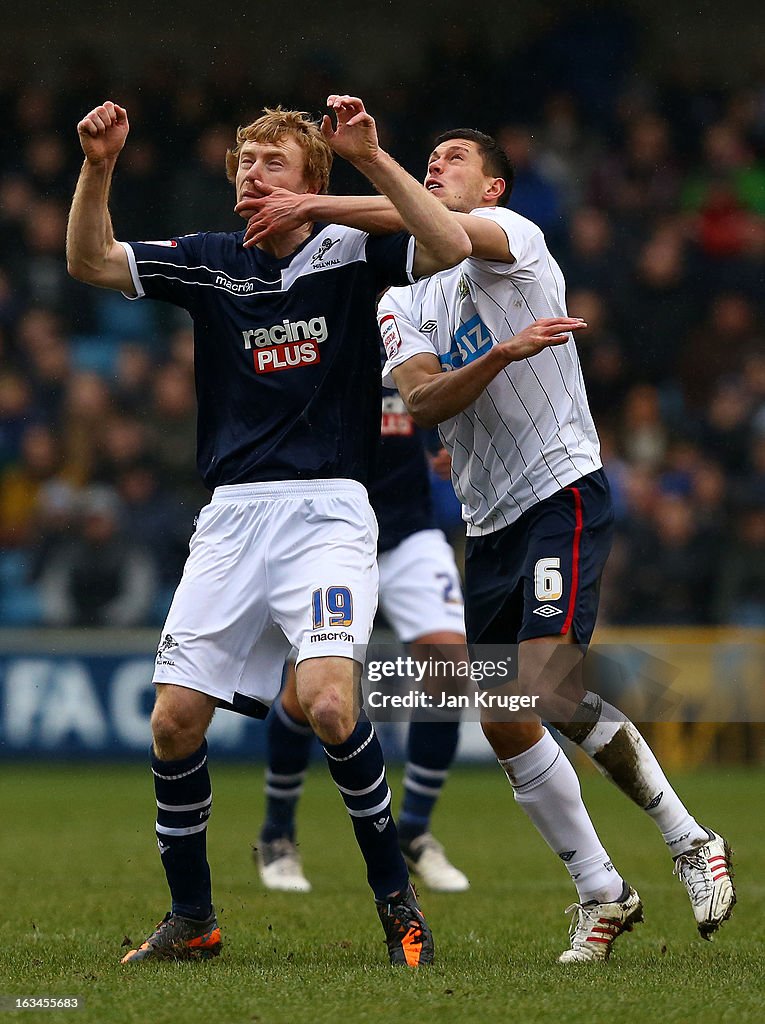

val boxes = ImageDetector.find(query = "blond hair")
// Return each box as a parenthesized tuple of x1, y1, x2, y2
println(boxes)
(225, 107, 332, 193)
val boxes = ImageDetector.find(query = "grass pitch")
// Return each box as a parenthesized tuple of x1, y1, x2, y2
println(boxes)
(1, 761, 763, 1024)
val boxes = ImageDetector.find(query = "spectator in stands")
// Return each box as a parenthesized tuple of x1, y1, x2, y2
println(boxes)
(115, 458, 192, 595)
(619, 492, 714, 625)
(679, 292, 760, 410)
(37, 484, 157, 627)
(0, 371, 35, 471)
(714, 498, 765, 626)
(617, 227, 696, 383)
(0, 423, 63, 548)
(146, 361, 207, 511)
(60, 371, 114, 485)
(562, 206, 619, 293)
(496, 124, 565, 240)
(567, 288, 630, 432)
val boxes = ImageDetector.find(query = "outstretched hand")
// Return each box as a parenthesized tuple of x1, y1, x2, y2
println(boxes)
(77, 101, 129, 163)
(498, 318, 587, 364)
(321, 95, 379, 166)
(235, 182, 311, 248)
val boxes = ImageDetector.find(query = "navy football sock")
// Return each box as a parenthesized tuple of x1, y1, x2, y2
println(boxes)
(323, 717, 408, 900)
(152, 740, 213, 920)
(261, 697, 314, 843)
(399, 719, 460, 842)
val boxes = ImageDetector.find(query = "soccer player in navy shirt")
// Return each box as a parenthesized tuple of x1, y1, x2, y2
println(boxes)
(66, 95, 470, 966)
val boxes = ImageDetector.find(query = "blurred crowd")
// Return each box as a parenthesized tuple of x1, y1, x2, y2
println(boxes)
(1, 18, 764, 629)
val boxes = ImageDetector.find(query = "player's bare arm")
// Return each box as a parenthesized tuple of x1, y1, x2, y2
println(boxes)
(320, 95, 470, 275)
(237, 189, 400, 247)
(66, 101, 134, 294)
(392, 318, 587, 429)
(238, 188, 513, 262)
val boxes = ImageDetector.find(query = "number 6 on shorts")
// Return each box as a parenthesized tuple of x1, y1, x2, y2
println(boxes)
(534, 557, 563, 602)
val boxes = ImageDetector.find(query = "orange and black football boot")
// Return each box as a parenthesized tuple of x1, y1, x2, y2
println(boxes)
(375, 883, 434, 966)
(121, 909, 221, 963)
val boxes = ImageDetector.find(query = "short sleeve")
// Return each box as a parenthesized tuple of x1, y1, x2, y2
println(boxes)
(119, 233, 205, 310)
(379, 288, 439, 387)
(364, 231, 416, 290)
(466, 207, 543, 277)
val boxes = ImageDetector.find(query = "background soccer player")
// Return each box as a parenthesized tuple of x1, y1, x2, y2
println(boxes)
(256, 392, 469, 895)
(66, 95, 470, 966)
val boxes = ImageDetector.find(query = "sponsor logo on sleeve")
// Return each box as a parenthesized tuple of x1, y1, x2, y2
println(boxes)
(379, 313, 402, 359)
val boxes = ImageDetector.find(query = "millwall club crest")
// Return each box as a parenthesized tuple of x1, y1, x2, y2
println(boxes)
(310, 237, 341, 268)
(156, 634, 178, 666)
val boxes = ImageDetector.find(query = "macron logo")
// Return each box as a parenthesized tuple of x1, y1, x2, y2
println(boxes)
(216, 275, 254, 294)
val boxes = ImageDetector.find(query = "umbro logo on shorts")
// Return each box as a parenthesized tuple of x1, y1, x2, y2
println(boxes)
(533, 604, 562, 618)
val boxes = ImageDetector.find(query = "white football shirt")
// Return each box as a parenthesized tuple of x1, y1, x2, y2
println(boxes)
(380, 206, 601, 536)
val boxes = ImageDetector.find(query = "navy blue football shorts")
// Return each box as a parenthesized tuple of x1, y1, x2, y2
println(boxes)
(464, 469, 614, 650)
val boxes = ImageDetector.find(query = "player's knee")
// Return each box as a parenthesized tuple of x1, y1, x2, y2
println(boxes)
(301, 688, 354, 745)
(151, 697, 207, 759)
(481, 717, 543, 759)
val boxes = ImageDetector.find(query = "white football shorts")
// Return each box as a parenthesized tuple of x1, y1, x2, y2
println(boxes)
(153, 479, 378, 705)
(378, 528, 465, 643)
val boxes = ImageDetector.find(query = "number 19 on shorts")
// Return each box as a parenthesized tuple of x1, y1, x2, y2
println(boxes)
(311, 586, 354, 628)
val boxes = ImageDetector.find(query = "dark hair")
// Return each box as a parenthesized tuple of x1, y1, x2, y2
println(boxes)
(432, 128, 514, 205)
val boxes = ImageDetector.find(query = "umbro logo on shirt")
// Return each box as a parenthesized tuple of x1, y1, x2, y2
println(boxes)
(532, 604, 562, 618)
(419, 320, 438, 332)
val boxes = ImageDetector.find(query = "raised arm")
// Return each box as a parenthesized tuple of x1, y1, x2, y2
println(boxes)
(392, 318, 588, 429)
(320, 95, 470, 275)
(239, 187, 514, 262)
(66, 101, 134, 293)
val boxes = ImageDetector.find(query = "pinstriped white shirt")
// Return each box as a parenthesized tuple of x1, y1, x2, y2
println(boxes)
(380, 207, 601, 536)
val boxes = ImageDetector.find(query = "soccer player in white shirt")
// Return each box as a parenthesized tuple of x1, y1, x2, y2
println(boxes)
(239, 129, 736, 961)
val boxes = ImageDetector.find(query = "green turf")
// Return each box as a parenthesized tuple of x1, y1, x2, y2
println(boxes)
(0, 762, 762, 1024)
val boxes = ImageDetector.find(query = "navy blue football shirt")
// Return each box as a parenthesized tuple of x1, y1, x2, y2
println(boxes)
(368, 388, 435, 554)
(121, 225, 415, 490)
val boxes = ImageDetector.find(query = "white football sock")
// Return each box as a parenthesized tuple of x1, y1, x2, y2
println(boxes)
(499, 729, 624, 904)
(575, 694, 708, 856)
